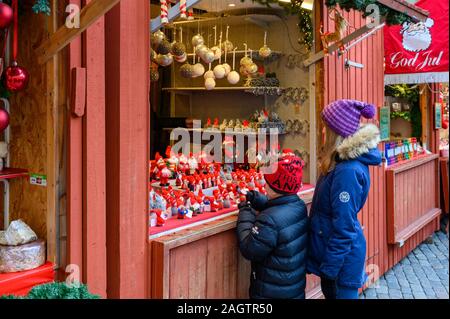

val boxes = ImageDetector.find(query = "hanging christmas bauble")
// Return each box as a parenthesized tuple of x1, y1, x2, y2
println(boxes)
(259, 45, 272, 58)
(151, 30, 166, 48)
(156, 53, 173, 67)
(192, 63, 205, 77)
(4, 62, 29, 92)
(201, 50, 215, 64)
(157, 39, 172, 55)
(205, 78, 216, 90)
(240, 56, 253, 66)
(150, 49, 158, 62)
(0, 3, 13, 29)
(195, 44, 208, 57)
(174, 53, 187, 63)
(180, 64, 194, 78)
(150, 66, 160, 82)
(211, 46, 222, 60)
(171, 42, 186, 57)
(204, 70, 215, 80)
(227, 70, 240, 85)
(246, 63, 258, 74)
(0, 108, 9, 132)
(213, 65, 225, 79)
(222, 63, 231, 76)
(192, 34, 204, 47)
(221, 40, 234, 53)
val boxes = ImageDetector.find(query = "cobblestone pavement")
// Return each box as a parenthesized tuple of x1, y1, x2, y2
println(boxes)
(361, 231, 449, 299)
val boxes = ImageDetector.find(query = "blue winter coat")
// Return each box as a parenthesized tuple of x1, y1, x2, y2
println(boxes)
(237, 192, 309, 299)
(307, 148, 382, 288)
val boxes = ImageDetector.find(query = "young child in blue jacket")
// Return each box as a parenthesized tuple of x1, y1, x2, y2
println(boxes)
(307, 100, 382, 299)
(237, 153, 308, 299)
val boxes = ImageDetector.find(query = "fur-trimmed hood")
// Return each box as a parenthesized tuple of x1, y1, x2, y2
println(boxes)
(337, 123, 381, 161)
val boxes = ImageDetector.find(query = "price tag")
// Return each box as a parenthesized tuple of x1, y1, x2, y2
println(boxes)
(30, 174, 47, 187)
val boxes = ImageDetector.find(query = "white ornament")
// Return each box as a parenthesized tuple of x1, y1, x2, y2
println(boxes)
(205, 78, 216, 90)
(202, 50, 216, 64)
(227, 71, 240, 85)
(222, 63, 231, 76)
(204, 70, 215, 79)
(192, 63, 205, 77)
(195, 44, 208, 57)
(213, 65, 226, 79)
(192, 34, 204, 47)
(211, 46, 222, 60)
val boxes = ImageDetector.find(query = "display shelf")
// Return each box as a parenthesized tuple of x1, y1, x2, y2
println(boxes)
(162, 86, 284, 93)
(162, 127, 287, 136)
(186, 50, 284, 61)
(0, 168, 29, 180)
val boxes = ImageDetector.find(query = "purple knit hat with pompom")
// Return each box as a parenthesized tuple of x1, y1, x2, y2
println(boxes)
(321, 99, 376, 138)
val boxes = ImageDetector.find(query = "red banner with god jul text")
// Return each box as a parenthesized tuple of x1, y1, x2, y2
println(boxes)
(384, 0, 449, 84)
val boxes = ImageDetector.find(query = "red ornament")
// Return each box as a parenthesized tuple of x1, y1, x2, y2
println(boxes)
(4, 62, 29, 92)
(0, 108, 10, 132)
(0, 3, 13, 29)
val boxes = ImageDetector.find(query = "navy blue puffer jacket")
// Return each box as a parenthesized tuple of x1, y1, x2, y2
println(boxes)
(307, 148, 382, 288)
(237, 192, 308, 299)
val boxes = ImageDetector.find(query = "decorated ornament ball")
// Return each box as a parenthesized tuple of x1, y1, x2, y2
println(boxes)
(259, 45, 272, 58)
(4, 62, 30, 92)
(222, 63, 231, 76)
(227, 70, 240, 85)
(180, 64, 194, 78)
(202, 50, 215, 64)
(0, 108, 9, 132)
(151, 30, 166, 48)
(213, 65, 226, 79)
(0, 2, 13, 29)
(192, 34, 204, 47)
(174, 53, 187, 63)
(157, 39, 172, 55)
(192, 63, 205, 77)
(171, 42, 186, 57)
(156, 53, 173, 67)
(205, 78, 216, 90)
(204, 70, 215, 80)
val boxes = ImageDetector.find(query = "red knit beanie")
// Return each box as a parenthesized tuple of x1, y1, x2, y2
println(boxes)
(264, 154, 304, 195)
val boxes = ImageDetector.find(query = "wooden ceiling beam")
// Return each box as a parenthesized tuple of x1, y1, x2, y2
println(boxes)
(377, 0, 429, 23)
(35, 0, 121, 65)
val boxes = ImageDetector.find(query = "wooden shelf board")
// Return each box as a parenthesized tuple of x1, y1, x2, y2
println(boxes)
(162, 127, 287, 136)
(162, 86, 284, 93)
(393, 208, 442, 246)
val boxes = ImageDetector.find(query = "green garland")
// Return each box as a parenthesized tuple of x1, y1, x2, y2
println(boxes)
(1, 282, 100, 299)
(385, 84, 422, 139)
(241, 0, 313, 51)
(325, 0, 411, 25)
(32, 0, 51, 16)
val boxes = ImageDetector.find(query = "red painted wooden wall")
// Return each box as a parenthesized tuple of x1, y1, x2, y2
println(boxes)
(322, 5, 439, 282)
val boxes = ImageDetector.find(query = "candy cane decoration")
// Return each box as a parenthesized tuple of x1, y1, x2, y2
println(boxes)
(160, 0, 169, 24)
(188, 8, 194, 20)
(180, 0, 187, 19)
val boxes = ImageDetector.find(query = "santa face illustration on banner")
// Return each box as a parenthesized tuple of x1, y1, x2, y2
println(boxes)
(400, 18, 435, 52)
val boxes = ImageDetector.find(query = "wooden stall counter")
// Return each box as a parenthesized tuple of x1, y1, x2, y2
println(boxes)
(386, 154, 441, 246)
(149, 190, 316, 299)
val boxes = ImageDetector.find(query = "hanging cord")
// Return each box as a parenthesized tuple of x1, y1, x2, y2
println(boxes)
(12, 0, 18, 62)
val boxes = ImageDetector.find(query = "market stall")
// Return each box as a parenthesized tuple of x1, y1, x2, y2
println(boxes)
(146, 0, 435, 299)
(0, 0, 65, 295)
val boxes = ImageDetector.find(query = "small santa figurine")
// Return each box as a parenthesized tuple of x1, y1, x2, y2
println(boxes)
(223, 191, 231, 209)
(188, 152, 198, 175)
(177, 198, 188, 220)
(178, 153, 189, 176)
(203, 197, 211, 212)
(154, 209, 168, 227)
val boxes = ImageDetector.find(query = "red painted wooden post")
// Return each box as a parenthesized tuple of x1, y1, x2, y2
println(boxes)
(83, 0, 107, 297)
(67, 0, 84, 284)
(104, 0, 150, 298)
